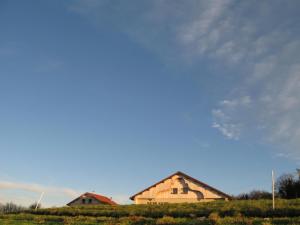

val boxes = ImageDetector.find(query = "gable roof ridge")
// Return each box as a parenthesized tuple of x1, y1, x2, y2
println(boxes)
(175, 171, 232, 199)
(67, 192, 118, 206)
(85, 192, 118, 205)
(129, 171, 231, 200)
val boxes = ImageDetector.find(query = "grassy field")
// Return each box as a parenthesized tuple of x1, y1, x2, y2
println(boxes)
(1, 199, 300, 224)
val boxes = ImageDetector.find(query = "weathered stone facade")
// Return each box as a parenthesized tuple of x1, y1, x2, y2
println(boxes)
(130, 171, 231, 204)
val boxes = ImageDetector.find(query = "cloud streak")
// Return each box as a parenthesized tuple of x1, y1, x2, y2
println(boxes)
(68, 0, 300, 160)
(0, 180, 132, 206)
(0, 180, 79, 198)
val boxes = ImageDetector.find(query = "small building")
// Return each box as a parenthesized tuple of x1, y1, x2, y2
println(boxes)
(67, 192, 117, 206)
(130, 171, 231, 204)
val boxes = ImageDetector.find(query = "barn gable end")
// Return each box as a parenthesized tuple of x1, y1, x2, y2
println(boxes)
(130, 171, 231, 204)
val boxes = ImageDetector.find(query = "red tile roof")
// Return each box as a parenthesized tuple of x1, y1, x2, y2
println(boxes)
(84, 192, 117, 205)
(67, 192, 118, 206)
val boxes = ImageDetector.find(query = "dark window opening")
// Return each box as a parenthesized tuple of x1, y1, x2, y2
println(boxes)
(82, 199, 86, 204)
(182, 187, 188, 194)
(88, 199, 92, 204)
(172, 188, 178, 194)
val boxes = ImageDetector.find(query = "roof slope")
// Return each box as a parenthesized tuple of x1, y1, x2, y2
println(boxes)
(130, 171, 231, 200)
(67, 192, 118, 206)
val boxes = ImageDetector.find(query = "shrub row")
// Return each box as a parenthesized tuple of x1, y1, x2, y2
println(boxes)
(2, 214, 300, 225)
(24, 199, 300, 218)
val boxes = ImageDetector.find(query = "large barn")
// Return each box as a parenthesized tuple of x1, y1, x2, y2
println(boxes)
(67, 192, 117, 206)
(130, 171, 231, 204)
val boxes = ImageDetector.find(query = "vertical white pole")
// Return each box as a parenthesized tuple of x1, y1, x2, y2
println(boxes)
(272, 170, 275, 210)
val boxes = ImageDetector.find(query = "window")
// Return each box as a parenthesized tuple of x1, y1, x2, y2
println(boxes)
(182, 187, 188, 194)
(171, 188, 178, 194)
(82, 199, 86, 204)
(88, 199, 92, 204)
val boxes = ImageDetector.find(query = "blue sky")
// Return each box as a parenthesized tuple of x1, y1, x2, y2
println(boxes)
(0, 0, 300, 206)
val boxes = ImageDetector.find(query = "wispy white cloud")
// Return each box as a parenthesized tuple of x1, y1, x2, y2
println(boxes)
(211, 96, 252, 140)
(68, 0, 300, 160)
(0, 181, 78, 197)
(211, 108, 241, 140)
(0, 180, 79, 206)
(212, 40, 300, 158)
(0, 180, 131, 206)
(0, 193, 37, 207)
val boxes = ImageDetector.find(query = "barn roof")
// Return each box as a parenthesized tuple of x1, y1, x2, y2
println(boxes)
(130, 171, 232, 200)
(67, 192, 118, 206)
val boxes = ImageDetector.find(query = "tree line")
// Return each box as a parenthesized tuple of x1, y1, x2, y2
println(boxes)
(0, 202, 41, 214)
(236, 169, 300, 200)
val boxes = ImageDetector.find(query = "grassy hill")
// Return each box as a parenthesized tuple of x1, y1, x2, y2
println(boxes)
(1, 199, 300, 224)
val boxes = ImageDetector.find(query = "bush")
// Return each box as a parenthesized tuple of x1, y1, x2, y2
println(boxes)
(157, 216, 177, 224)
(29, 202, 42, 210)
(236, 190, 272, 200)
(5, 199, 300, 219)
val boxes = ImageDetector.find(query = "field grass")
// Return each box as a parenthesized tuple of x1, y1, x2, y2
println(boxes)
(1, 199, 300, 224)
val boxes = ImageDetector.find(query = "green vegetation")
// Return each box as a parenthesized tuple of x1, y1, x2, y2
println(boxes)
(276, 171, 300, 199)
(1, 214, 300, 225)
(29, 199, 300, 218)
(1, 199, 300, 224)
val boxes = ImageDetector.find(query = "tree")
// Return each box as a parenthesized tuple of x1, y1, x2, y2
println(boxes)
(275, 173, 299, 199)
(29, 202, 42, 210)
(296, 169, 300, 197)
(248, 190, 272, 199)
(0, 202, 25, 213)
(297, 169, 300, 178)
(236, 190, 272, 200)
(236, 193, 249, 200)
